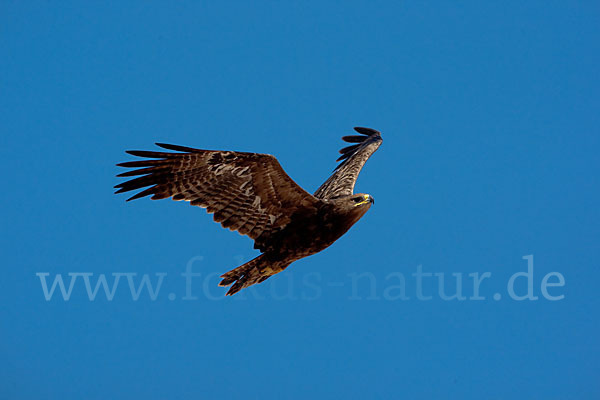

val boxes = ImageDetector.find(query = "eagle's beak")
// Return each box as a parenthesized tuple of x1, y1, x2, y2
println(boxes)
(369, 196, 375, 205)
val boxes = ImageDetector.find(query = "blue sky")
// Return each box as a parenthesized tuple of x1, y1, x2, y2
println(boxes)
(1, 1, 599, 399)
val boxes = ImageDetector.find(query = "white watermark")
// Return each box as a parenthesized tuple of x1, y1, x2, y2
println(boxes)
(35, 255, 565, 302)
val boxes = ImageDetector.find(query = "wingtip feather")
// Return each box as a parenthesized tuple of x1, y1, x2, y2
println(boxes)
(155, 143, 201, 153)
(353, 127, 381, 136)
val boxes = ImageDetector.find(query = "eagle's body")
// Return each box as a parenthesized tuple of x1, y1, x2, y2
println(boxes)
(116, 127, 382, 295)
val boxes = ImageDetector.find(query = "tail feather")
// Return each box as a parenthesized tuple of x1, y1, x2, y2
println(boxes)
(219, 255, 288, 296)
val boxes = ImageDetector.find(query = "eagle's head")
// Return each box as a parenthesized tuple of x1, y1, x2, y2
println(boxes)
(350, 193, 375, 207)
(332, 193, 374, 223)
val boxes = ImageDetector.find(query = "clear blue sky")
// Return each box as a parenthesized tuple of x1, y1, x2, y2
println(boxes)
(1, 1, 598, 399)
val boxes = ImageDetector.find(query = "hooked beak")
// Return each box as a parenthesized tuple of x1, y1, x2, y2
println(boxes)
(369, 196, 375, 205)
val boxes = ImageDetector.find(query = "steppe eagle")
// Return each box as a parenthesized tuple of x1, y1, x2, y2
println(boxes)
(115, 127, 382, 295)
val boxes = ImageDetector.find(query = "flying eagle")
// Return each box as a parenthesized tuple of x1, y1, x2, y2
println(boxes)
(115, 127, 382, 295)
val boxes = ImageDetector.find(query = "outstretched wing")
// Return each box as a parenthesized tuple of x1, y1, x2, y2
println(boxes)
(115, 143, 320, 247)
(313, 127, 382, 199)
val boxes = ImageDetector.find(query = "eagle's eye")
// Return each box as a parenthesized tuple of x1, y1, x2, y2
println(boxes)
(353, 197, 363, 203)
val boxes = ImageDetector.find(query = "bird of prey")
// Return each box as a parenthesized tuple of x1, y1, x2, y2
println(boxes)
(115, 127, 382, 295)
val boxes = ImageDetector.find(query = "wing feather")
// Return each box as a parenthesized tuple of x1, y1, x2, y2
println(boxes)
(115, 144, 320, 246)
(313, 127, 382, 199)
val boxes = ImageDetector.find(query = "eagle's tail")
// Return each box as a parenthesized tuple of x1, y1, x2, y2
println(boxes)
(219, 255, 289, 296)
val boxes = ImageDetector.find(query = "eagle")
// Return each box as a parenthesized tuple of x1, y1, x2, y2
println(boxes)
(115, 127, 382, 295)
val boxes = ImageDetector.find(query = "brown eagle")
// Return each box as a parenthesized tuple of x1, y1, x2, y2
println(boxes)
(115, 127, 382, 295)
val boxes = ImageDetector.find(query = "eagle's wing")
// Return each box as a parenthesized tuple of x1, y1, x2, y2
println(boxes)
(115, 143, 320, 244)
(313, 127, 382, 199)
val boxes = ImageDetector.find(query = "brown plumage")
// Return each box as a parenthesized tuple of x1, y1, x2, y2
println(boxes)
(115, 127, 382, 295)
